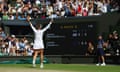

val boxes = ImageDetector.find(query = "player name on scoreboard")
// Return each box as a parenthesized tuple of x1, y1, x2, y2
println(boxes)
(46, 33, 66, 47)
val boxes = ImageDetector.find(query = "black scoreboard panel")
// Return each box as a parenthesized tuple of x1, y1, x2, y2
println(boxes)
(44, 22, 97, 55)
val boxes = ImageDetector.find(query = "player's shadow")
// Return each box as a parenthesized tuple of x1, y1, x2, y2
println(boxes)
(25, 64, 43, 69)
(22, 64, 35, 68)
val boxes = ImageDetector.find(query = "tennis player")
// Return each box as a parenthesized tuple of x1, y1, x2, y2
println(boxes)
(27, 17, 53, 68)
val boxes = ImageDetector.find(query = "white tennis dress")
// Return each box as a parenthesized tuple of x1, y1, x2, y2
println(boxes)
(30, 22, 52, 49)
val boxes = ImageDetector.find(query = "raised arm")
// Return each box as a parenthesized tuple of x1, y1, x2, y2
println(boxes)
(42, 19, 53, 32)
(27, 16, 37, 32)
(29, 22, 37, 32)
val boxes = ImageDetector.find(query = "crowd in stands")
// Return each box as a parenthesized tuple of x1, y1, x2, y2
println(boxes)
(106, 31, 120, 56)
(0, 0, 119, 20)
(0, 27, 33, 56)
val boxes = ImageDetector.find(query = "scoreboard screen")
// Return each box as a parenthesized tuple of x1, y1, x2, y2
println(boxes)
(44, 22, 97, 55)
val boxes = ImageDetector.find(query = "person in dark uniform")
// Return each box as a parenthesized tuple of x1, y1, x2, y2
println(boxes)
(96, 35, 106, 66)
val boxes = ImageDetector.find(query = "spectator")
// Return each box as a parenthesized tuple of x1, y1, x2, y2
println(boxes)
(18, 14, 26, 20)
(35, 0, 41, 7)
(48, 12, 58, 18)
(19, 38, 26, 56)
(112, 31, 120, 55)
(25, 42, 33, 56)
(8, 35, 16, 56)
(3, 2, 9, 13)
(85, 42, 95, 56)
(0, 40, 6, 55)
(0, 6, 3, 20)
(56, 0, 63, 11)
(2, 12, 9, 20)
(8, 13, 15, 20)
(64, 4, 72, 17)
(46, 5, 53, 17)
(76, 4, 82, 16)
(0, 27, 6, 40)
(101, 0, 108, 13)
(107, 34, 114, 55)
(15, 38, 20, 56)
(60, 8, 65, 17)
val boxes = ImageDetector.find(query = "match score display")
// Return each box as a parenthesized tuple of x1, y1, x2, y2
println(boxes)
(44, 22, 97, 55)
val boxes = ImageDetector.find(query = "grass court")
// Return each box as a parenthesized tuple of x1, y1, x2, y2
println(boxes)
(0, 64, 120, 72)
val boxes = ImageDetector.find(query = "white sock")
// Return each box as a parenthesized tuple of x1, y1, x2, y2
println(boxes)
(33, 60, 35, 65)
(40, 63, 44, 68)
(41, 63, 43, 65)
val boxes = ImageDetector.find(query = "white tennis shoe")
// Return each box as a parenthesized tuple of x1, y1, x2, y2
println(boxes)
(96, 63, 100, 66)
(40, 63, 44, 68)
(101, 63, 106, 66)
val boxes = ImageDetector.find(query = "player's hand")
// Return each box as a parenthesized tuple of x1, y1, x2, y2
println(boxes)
(50, 18, 54, 24)
(26, 16, 31, 22)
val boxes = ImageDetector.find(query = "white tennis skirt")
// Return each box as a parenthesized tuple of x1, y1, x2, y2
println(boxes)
(33, 40, 44, 49)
